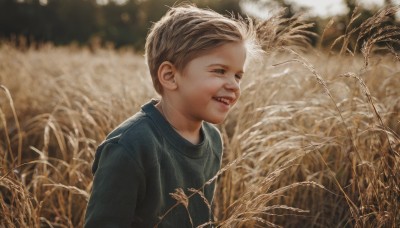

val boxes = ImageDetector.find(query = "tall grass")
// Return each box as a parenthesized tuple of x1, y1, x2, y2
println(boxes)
(214, 51, 399, 227)
(1, 7, 399, 228)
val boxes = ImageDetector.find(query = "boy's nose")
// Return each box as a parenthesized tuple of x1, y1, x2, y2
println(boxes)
(224, 76, 240, 92)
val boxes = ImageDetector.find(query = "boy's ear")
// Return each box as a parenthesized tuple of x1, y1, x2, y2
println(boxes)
(158, 61, 178, 91)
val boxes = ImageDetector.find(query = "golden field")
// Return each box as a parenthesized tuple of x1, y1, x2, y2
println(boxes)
(1, 8, 400, 228)
(1, 42, 399, 227)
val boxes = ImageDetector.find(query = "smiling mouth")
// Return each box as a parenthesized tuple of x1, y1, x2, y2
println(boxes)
(213, 97, 233, 106)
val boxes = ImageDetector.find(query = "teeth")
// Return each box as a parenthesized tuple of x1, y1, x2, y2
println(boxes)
(215, 97, 230, 105)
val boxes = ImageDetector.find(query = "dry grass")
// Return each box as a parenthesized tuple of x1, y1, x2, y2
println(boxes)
(214, 50, 399, 227)
(1, 6, 400, 228)
(0, 45, 155, 227)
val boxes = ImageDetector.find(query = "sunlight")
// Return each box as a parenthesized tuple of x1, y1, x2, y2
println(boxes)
(286, 0, 348, 17)
(243, 0, 398, 19)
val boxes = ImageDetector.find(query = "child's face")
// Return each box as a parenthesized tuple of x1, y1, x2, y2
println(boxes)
(175, 42, 246, 124)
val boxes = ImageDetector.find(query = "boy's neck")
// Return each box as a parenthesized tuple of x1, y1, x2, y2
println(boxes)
(155, 100, 202, 145)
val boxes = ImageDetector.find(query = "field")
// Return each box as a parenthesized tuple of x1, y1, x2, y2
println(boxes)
(1, 8, 400, 228)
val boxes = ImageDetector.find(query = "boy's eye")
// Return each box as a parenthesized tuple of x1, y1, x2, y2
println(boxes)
(235, 74, 243, 80)
(213, 69, 226, 74)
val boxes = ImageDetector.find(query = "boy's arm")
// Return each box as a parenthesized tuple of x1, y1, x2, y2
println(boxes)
(84, 142, 144, 228)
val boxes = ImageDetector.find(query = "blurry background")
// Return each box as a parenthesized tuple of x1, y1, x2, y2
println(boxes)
(1, 1, 399, 228)
(1, 0, 399, 50)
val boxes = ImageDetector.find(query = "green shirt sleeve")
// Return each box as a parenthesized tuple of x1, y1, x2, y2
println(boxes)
(84, 142, 145, 228)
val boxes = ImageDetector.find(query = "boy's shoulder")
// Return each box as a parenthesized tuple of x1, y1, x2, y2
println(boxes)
(91, 103, 161, 174)
(102, 106, 161, 153)
(107, 111, 156, 143)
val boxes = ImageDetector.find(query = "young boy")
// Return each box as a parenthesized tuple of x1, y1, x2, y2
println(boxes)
(84, 4, 259, 228)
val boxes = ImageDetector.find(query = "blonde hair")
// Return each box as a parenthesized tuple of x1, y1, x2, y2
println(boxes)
(145, 4, 260, 94)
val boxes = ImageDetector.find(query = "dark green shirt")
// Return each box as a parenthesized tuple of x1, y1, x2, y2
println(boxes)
(84, 100, 223, 228)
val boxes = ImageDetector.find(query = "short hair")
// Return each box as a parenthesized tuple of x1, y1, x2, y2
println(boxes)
(145, 4, 260, 94)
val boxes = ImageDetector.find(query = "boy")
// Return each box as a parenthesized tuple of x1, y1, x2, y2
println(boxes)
(84, 4, 259, 228)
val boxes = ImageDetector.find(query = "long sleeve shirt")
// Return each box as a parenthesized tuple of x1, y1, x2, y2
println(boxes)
(84, 100, 223, 228)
